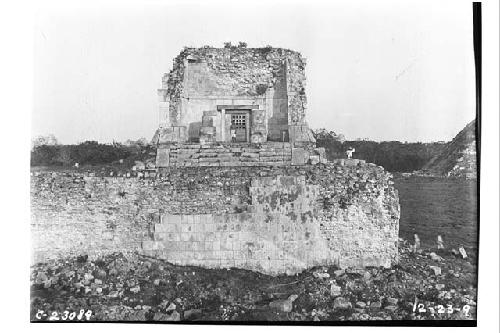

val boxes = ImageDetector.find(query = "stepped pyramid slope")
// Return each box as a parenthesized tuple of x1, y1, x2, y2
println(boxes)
(423, 120, 477, 178)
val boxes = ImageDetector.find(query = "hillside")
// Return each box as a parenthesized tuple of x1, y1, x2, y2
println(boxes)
(422, 120, 478, 178)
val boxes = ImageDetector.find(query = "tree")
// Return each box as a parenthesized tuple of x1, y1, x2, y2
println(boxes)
(32, 134, 58, 149)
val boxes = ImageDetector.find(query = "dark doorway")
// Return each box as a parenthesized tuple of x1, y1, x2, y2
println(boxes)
(231, 113, 248, 142)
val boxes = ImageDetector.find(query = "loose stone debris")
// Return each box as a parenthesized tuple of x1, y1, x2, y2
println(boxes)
(437, 235, 444, 250)
(413, 234, 421, 253)
(30, 239, 476, 322)
(458, 247, 468, 259)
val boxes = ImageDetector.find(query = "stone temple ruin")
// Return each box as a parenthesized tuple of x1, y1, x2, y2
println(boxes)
(31, 45, 400, 276)
(151, 45, 324, 167)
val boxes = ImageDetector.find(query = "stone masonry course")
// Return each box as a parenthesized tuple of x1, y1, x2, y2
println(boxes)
(31, 160, 400, 275)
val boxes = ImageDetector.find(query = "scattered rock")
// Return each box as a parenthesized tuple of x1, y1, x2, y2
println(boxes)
(313, 272, 330, 279)
(355, 301, 366, 308)
(165, 302, 176, 312)
(29, 238, 477, 322)
(330, 283, 342, 297)
(153, 311, 181, 321)
(269, 298, 294, 313)
(384, 305, 398, 312)
(184, 309, 202, 320)
(386, 297, 398, 305)
(333, 269, 345, 277)
(429, 252, 444, 261)
(96, 269, 107, 279)
(346, 267, 364, 275)
(35, 272, 48, 284)
(429, 266, 442, 276)
(127, 310, 147, 321)
(459, 247, 468, 259)
(76, 255, 88, 263)
(333, 297, 352, 310)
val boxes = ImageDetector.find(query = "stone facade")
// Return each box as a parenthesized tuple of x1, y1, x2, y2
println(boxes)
(151, 45, 312, 145)
(155, 142, 326, 168)
(31, 160, 400, 275)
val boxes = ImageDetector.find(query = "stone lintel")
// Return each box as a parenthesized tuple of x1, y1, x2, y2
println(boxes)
(217, 105, 260, 111)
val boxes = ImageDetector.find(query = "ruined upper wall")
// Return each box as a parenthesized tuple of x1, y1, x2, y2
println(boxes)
(159, 45, 308, 128)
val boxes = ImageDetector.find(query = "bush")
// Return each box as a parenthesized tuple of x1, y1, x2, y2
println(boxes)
(31, 141, 134, 167)
(314, 131, 446, 172)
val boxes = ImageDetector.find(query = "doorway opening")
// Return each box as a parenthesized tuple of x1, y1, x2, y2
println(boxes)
(230, 113, 248, 142)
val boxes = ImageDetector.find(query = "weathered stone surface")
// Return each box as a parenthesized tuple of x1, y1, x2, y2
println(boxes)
(155, 142, 328, 167)
(155, 45, 311, 144)
(289, 125, 316, 143)
(183, 309, 202, 320)
(429, 266, 442, 275)
(291, 147, 309, 165)
(269, 299, 294, 313)
(333, 297, 352, 310)
(31, 162, 399, 276)
(330, 283, 342, 297)
(155, 147, 170, 167)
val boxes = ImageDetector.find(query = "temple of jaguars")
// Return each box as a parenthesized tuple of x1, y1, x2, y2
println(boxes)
(31, 44, 400, 275)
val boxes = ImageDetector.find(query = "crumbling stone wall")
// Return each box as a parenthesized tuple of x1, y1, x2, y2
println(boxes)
(156, 45, 308, 143)
(31, 161, 399, 275)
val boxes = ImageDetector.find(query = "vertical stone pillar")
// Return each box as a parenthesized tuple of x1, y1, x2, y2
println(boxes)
(156, 146, 170, 167)
(220, 109, 226, 141)
(265, 88, 274, 136)
(250, 109, 267, 143)
(157, 89, 170, 127)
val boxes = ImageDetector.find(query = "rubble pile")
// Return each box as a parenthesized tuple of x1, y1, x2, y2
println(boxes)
(30, 240, 477, 322)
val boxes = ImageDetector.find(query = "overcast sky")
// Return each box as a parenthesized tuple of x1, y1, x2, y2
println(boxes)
(33, 0, 476, 144)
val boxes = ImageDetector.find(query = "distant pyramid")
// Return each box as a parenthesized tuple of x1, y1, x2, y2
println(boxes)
(422, 120, 477, 178)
